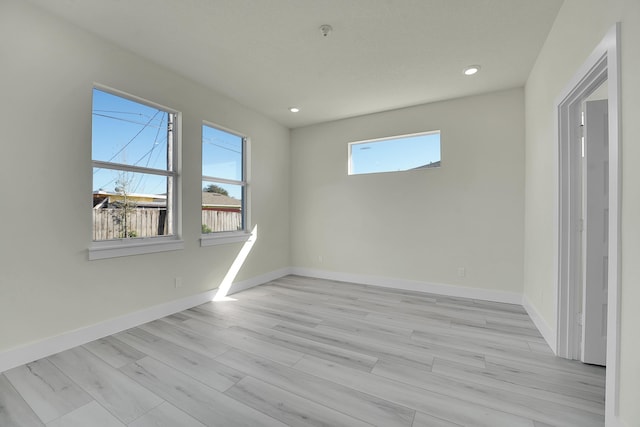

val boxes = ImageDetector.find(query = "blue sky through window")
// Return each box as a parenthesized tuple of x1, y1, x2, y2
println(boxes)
(349, 132, 441, 175)
(202, 125, 243, 199)
(92, 89, 170, 195)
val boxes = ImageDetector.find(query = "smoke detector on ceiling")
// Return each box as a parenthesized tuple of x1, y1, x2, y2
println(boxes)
(319, 25, 333, 38)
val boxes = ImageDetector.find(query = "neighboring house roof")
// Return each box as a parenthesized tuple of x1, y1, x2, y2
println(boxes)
(202, 192, 241, 208)
(412, 161, 441, 170)
(93, 190, 167, 200)
(92, 190, 241, 209)
(92, 190, 167, 209)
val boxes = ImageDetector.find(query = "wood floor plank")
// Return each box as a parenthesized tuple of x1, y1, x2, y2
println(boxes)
(46, 401, 125, 427)
(293, 354, 535, 427)
(411, 411, 464, 427)
(193, 303, 283, 329)
(178, 317, 305, 366)
(206, 299, 323, 328)
(485, 355, 606, 390)
(114, 327, 243, 392)
(455, 319, 548, 339)
(128, 401, 207, 427)
(390, 300, 491, 326)
(365, 310, 452, 331)
(0, 375, 44, 427)
(120, 357, 287, 427)
(183, 302, 301, 339)
(273, 322, 435, 370)
(48, 347, 163, 424)
(4, 359, 92, 424)
(310, 321, 486, 368)
(253, 284, 337, 306)
(137, 319, 230, 358)
(412, 327, 588, 372)
(430, 358, 604, 415)
(225, 375, 373, 427)
(215, 348, 415, 427)
(317, 313, 415, 337)
(369, 356, 604, 426)
(83, 336, 146, 368)
(527, 341, 555, 355)
(433, 299, 529, 320)
(235, 297, 344, 322)
(410, 322, 533, 352)
(229, 324, 379, 372)
(237, 288, 372, 319)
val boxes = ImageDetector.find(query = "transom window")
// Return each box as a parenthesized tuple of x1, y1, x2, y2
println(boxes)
(348, 131, 441, 175)
(90, 87, 182, 259)
(201, 123, 247, 240)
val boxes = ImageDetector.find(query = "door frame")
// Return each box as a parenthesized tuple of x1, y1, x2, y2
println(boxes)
(555, 23, 621, 420)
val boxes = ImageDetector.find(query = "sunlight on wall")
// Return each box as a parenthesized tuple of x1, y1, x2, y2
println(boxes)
(213, 225, 258, 301)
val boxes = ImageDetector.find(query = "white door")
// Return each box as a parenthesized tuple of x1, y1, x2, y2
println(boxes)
(580, 99, 608, 366)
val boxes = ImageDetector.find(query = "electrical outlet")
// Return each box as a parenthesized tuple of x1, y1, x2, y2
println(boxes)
(174, 277, 183, 288)
(457, 267, 466, 278)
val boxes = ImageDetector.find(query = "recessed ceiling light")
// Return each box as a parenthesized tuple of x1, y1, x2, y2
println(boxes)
(289, 107, 300, 113)
(463, 65, 481, 76)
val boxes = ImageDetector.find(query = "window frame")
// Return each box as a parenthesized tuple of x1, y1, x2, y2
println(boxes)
(89, 85, 183, 260)
(347, 130, 441, 176)
(200, 121, 250, 247)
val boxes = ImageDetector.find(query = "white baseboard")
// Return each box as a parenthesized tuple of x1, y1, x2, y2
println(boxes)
(0, 268, 290, 374)
(522, 294, 556, 353)
(289, 267, 523, 305)
(227, 267, 292, 295)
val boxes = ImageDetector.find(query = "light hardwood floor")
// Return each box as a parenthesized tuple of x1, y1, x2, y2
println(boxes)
(0, 275, 605, 426)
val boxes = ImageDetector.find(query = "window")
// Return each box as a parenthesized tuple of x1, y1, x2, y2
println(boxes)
(348, 131, 441, 175)
(90, 87, 183, 260)
(201, 123, 248, 246)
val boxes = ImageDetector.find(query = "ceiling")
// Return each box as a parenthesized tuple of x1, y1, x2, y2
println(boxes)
(27, 0, 563, 128)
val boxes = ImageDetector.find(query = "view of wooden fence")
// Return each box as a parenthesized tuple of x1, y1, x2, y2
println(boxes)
(201, 210, 242, 232)
(93, 208, 167, 240)
(93, 208, 242, 240)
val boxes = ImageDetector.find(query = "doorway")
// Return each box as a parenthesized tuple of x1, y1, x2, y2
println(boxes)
(555, 24, 620, 420)
(580, 94, 608, 366)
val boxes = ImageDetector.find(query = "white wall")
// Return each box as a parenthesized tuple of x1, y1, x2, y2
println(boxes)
(0, 0, 290, 354)
(291, 88, 525, 297)
(524, 0, 640, 424)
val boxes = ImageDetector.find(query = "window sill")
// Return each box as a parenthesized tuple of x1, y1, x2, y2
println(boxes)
(200, 231, 251, 247)
(89, 237, 185, 260)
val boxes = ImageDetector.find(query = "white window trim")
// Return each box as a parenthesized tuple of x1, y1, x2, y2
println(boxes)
(200, 231, 251, 247)
(89, 237, 185, 260)
(200, 122, 250, 247)
(90, 85, 183, 260)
